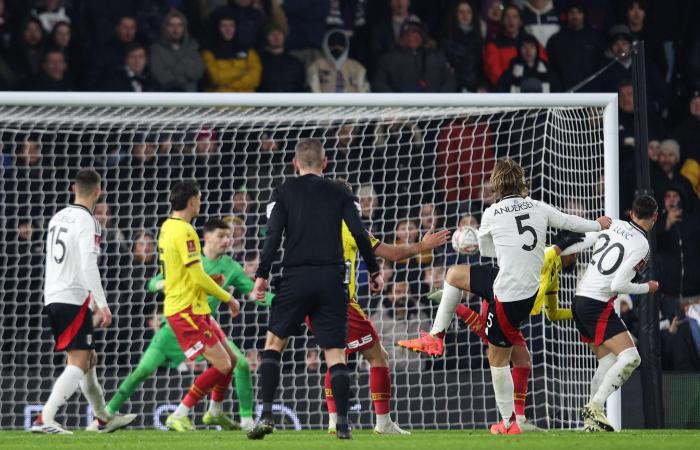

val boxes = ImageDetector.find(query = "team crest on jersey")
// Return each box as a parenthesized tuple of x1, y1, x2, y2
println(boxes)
(187, 240, 196, 253)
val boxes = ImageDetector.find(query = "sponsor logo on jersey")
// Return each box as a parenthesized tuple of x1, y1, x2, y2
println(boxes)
(347, 334, 373, 349)
(185, 341, 204, 359)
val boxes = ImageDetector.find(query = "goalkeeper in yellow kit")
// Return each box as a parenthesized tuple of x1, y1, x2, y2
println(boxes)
(399, 230, 584, 431)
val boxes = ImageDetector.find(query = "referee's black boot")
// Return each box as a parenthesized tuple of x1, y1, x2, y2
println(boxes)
(246, 418, 274, 440)
(336, 426, 352, 440)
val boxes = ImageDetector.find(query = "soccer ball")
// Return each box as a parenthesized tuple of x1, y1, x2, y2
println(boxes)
(452, 226, 479, 256)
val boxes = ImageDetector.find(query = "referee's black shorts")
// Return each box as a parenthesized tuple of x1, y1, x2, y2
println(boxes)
(268, 265, 348, 349)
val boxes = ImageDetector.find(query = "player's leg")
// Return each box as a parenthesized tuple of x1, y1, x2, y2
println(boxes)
(583, 332, 639, 432)
(361, 342, 411, 435)
(106, 336, 170, 416)
(324, 347, 352, 438)
(510, 344, 543, 431)
(247, 330, 288, 439)
(229, 340, 255, 429)
(203, 335, 244, 430)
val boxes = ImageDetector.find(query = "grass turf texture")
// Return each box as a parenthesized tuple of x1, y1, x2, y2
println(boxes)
(0, 430, 698, 450)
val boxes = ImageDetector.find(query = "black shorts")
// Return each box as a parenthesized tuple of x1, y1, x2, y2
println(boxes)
(268, 265, 348, 349)
(45, 297, 94, 352)
(469, 264, 499, 302)
(572, 295, 628, 346)
(485, 293, 536, 348)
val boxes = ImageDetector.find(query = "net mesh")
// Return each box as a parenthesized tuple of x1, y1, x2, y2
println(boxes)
(0, 103, 607, 430)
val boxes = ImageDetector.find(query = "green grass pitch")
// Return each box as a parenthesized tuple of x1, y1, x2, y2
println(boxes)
(0, 430, 699, 450)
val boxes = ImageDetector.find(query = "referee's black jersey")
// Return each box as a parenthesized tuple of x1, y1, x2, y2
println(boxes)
(256, 174, 380, 278)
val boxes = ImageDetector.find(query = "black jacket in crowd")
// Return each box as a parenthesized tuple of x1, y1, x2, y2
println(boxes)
(546, 25, 605, 91)
(258, 49, 306, 92)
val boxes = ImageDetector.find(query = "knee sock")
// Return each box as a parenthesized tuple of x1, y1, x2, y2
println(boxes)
(455, 303, 486, 339)
(329, 363, 351, 432)
(43, 365, 84, 424)
(234, 359, 254, 419)
(591, 348, 640, 408)
(370, 366, 392, 428)
(324, 368, 337, 428)
(511, 366, 530, 419)
(259, 349, 282, 421)
(590, 353, 617, 403)
(174, 366, 227, 418)
(430, 282, 463, 337)
(80, 366, 110, 421)
(208, 371, 233, 416)
(490, 365, 515, 425)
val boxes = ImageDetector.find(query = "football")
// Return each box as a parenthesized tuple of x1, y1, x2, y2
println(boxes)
(452, 226, 479, 256)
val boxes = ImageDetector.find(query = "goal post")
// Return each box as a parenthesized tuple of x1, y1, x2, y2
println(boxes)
(0, 92, 619, 430)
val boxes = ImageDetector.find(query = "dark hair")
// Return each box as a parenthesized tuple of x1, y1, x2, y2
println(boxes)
(74, 169, 101, 196)
(204, 218, 231, 234)
(244, 251, 259, 262)
(632, 194, 657, 219)
(125, 41, 146, 56)
(170, 181, 199, 211)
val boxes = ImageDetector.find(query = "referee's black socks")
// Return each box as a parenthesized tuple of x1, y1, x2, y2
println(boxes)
(329, 363, 351, 431)
(260, 349, 282, 421)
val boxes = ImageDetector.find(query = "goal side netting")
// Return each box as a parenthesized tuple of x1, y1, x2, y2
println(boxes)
(0, 94, 617, 430)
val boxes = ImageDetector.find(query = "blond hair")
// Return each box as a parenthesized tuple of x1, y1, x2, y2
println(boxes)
(490, 159, 528, 200)
(294, 138, 324, 169)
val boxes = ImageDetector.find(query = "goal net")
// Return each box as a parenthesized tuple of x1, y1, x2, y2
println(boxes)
(0, 93, 618, 431)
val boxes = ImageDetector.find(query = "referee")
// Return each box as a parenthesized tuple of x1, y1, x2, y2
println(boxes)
(248, 138, 382, 440)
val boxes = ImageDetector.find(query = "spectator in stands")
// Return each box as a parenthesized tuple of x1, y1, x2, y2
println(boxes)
(480, 0, 503, 41)
(597, 24, 668, 113)
(131, 230, 157, 265)
(230, 188, 258, 243)
(224, 215, 247, 260)
(483, 5, 547, 87)
(326, 0, 366, 34)
(419, 202, 437, 232)
(89, 15, 138, 90)
(0, 0, 15, 56)
(107, 42, 160, 92)
(32, 0, 71, 33)
(149, 10, 204, 92)
(618, 295, 638, 340)
(305, 348, 321, 372)
(0, 54, 17, 89)
(307, 28, 369, 92)
(243, 251, 259, 279)
(422, 264, 445, 292)
(50, 21, 83, 87)
(372, 281, 428, 372)
(211, 0, 266, 51)
(373, 17, 455, 92)
(546, 2, 605, 92)
(655, 187, 700, 319)
(368, 0, 412, 72)
(624, 0, 667, 82)
(665, 297, 700, 371)
(651, 139, 696, 209)
(283, 0, 330, 52)
(202, 14, 262, 92)
(497, 33, 558, 93)
(9, 17, 45, 81)
(522, 0, 560, 47)
(439, 0, 484, 92)
(135, 0, 171, 44)
(258, 22, 305, 92)
(94, 201, 128, 258)
(356, 183, 382, 235)
(29, 48, 72, 91)
(673, 90, 700, 169)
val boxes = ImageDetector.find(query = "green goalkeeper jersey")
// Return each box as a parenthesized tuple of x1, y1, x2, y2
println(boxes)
(147, 254, 274, 323)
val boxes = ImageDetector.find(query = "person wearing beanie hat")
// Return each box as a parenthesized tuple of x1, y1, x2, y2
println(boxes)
(650, 139, 696, 210)
(307, 28, 369, 92)
(373, 16, 456, 92)
(258, 22, 305, 92)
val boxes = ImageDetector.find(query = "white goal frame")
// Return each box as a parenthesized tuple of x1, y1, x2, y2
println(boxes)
(0, 91, 620, 429)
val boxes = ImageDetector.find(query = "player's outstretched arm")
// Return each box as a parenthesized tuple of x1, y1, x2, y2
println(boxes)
(610, 246, 657, 295)
(220, 260, 274, 306)
(542, 201, 609, 233)
(544, 293, 573, 321)
(560, 232, 600, 256)
(375, 226, 450, 262)
(186, 262, 231, 302)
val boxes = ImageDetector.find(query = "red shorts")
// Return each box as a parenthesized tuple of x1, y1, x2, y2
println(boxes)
(167, 307, 227, 360)
(305, 299, 380, 354)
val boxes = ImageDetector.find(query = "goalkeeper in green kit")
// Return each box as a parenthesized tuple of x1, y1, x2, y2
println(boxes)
(89, 219, 273, 431)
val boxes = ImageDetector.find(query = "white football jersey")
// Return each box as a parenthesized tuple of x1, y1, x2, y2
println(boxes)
(478, 195, 601, 302)
(576, 220, 650, 302)
(44, 204, 107, 308)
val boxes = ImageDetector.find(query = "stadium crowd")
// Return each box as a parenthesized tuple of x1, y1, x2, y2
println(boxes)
(1, 0, 700, 375)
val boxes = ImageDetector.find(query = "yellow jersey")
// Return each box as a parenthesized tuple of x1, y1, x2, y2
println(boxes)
(530, 246, 573, 320)
(342, 221, 380, 300)
(158, 217, 211, 316)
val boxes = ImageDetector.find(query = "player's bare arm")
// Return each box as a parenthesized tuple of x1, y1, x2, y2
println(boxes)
(375, 226, 450, 262)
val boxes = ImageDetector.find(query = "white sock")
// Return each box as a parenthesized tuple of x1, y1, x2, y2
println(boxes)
(430, 282, 462, 336)
(208, 400, 223, 416)
(516, 414, 526, 424)
(376, 413, 392, 428)
(592, 347, 641, 408)
(590, 353, 617, 403)
(173, 403, 191, 418)
(43, 365, 85, 424)
(80, 366, 110, 421)
(328, 412, 337, 429)
(490, 365, 515, 424)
